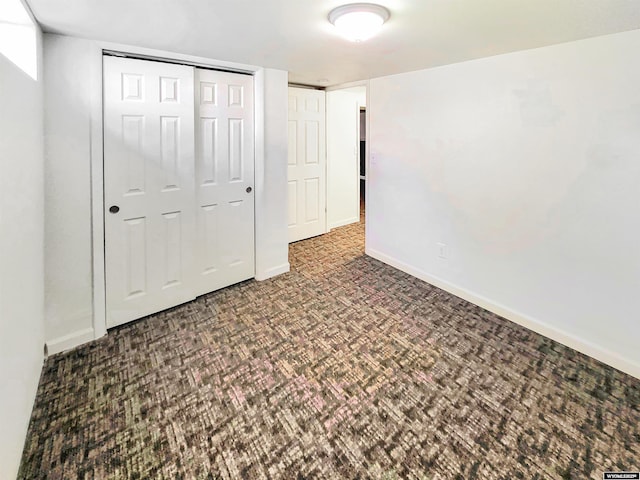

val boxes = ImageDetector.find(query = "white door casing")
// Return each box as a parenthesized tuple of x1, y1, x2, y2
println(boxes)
(326, 87, 365, 229)
(104, 56, 197, 327)
(104, 56, 256, 328)
(194, 69, 255, 296)
(287, 87, 327, 243)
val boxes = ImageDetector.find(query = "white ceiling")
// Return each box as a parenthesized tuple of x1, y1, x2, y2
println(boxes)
(26, 0, 640, 86)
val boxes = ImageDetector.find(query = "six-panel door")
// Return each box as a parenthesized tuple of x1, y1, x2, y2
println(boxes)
(104, 57, 197, 328)
(287, 87, 327, 243)
(194, 69, 255, 296)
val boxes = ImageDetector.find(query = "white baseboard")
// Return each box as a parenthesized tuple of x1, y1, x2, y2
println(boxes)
(367, 247, 640, 380)
(255, 262, 290, 281)
(45, 327, 95, 355)
(329, 216, 360, 230)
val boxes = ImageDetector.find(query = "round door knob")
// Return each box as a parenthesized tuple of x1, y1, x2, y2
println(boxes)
(109, 205, 120, 214)
(246, 186, 252, 193)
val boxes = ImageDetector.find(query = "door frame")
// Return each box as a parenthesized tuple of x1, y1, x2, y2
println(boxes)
(88, 41, 268, 340)
(359, 105, 366, 205)
(325, 80, 369, 230)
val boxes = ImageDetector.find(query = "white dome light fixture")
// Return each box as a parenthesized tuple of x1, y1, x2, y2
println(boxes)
(328, 3, 391, 42)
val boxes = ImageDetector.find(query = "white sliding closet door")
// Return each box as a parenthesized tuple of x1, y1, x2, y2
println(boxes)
(287, 87, 327, 243)
(194, 69, 255, 296)
(104, 57, 256, 329)
(104, 56, 197, 328)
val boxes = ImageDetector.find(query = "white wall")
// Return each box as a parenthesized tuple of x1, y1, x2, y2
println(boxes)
(327, 86, 366, 229)
(43, 34, 97, 351)
(368, 29, 640, 379)
(255, 68, 290, 279)
(0, 3, 45, 477)
(43, 34, 290, 352)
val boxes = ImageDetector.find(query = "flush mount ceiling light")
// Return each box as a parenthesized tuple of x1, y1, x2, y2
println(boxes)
(328, 3, 390, 42)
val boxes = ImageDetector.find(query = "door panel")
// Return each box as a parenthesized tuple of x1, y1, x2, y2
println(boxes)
(123, 216, 146, 298)
(104, 56, 197, 328)
(305, 178, 320, 221)
(194, 69, 255, 296)
(305, 121, 320, 164)
(288, 87, 327, 242)
(161, 211, 183, 287)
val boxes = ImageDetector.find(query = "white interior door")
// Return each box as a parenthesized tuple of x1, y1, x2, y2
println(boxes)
(287, 87, 327, 243)
(104, 56, 197, 328)
(194, 69, 255, 296)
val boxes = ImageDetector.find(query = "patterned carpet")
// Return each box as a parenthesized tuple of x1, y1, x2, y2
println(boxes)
(19, 213, 640, 479)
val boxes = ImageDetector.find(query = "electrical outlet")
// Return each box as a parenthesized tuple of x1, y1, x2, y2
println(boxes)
(437, 242, 447, 259)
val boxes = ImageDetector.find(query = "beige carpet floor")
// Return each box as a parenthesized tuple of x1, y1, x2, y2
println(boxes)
(19, 214, 640, 479)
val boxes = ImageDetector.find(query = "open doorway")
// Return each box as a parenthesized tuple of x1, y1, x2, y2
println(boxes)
(326, 84, 367, 230)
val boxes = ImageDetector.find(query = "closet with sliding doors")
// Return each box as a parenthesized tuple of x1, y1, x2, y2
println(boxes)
(103, 55, 255, 328)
